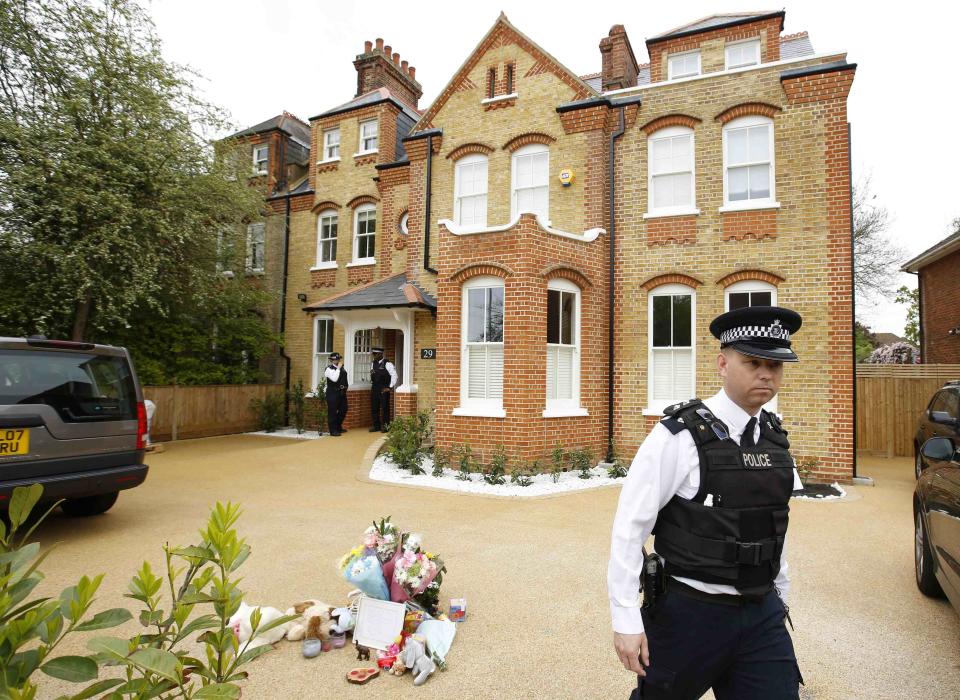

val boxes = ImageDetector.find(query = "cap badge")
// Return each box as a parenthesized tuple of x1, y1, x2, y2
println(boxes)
(769, 319, 783, 338)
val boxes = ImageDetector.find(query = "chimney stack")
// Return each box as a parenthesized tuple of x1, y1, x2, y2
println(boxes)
(375, 38, 384, 51)
(599, 24, 639, 91)
(364, 40, 373, 52)
(354, 39, 423, 108)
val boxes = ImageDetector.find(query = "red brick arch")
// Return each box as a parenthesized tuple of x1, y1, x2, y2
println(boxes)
(715, 269, 785, 288)
(346, 195, 379, 209)
(312, 200, 340, 214)
(540, 264, 594, 289)
(446, 142, 495, 160)
(640, 273, 703, 292)
(449, 262, 515, 284)
(715, 102, 782, 124)
(503, 132, 557, 153)
(640, 114, 702, 135)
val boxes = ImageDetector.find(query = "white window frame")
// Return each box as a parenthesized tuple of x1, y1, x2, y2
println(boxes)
(312, 317, 334, 391)
(455, 275, 505, 417)
(399, 212, 409, 235)
(316, 209, 338, 267)
(725, 38, 761, 70)
(215, 227, 235, 278)
(245, 223, 265, 274)
(454, 154, 489, 230)
(252, 145, 268, 175)
(544, 278, 585, 417)
(646, 126, 698, 217)
(724, 279, 779, 413)
(667, 50, 701, 80)
(358, 119, 378, 154)
(721, 115, 778, 211)
(352, 329, 373, 389)
(322, 128, 340, 161)
(646, 283, 696, 415)
(511, 143, 550, 221)
(352, 204, 376, 265)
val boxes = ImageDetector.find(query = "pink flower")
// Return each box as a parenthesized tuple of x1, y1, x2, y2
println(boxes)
(363, 532, 378, 548)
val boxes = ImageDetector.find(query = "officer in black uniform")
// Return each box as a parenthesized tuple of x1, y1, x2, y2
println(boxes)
(369, 346, 397, 433)
(608, 306, 805, 699)
(324, 352, 348, 436)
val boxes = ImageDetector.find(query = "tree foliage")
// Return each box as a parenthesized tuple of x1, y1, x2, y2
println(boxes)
(855, 321, 878, 363)
(894, 285, 920, 347)
(865, 341, 920, 365)
(853, 176, 904, 303)
(0, 0, 272, 382)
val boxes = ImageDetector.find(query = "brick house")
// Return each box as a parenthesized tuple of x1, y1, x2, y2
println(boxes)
(903, 229, 960, 363)
(257, 10, 857, 481)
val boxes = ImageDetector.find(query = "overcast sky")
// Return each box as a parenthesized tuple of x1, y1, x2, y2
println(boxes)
(148, 0, 960, 336)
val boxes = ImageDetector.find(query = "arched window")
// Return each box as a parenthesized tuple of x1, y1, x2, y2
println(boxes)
(722, 115, 776, 209)
(456, 275, 505, 416)
(647, 283, 696, 414)
(725, 279, 777, 311)
(511, 143, 549, 220)
(454, 154, 488, 229)
(648, 125, 696, 216)
(352, 204, 376, 264)
(312, 316, 334, 390)
(545, 278, 583, 415)
(316, 209, 338, 266)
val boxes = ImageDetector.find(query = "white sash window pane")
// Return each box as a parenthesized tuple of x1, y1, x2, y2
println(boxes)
(728, 166, 749, 201)
(455, 157, 488, 227)
(728, 129, 749, 165)
(487, 345, 503, 399)
(513, 147, 549, 220)
(487, 287, 504, 342)
(467, 344, 503, 400)
(467, 288, 485, 342)
(749, 164, 770, 199)
(748, 125, 770, 161)
(354, 329, 372, 384)
(652, 348, 693, 402)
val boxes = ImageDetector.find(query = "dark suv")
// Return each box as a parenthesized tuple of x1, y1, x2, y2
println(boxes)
(0, 337, 149, 515)
(914, 380, 960, 480)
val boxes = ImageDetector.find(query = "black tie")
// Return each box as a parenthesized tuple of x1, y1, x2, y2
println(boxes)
(741, 417, 757, 448)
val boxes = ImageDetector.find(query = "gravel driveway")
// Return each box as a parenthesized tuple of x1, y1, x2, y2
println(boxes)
(32, 433, 960, 699)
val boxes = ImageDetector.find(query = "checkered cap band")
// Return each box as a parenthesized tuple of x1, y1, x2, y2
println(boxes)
(720, 321, 790, 345)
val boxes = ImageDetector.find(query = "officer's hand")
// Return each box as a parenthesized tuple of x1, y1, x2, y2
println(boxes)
(382, 387, 390, 393)
(614, 632, 649, 676)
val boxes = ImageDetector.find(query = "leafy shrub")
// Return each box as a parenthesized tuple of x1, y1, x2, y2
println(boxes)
(483, 445, 508, 485)
(431, 447, 449, 478)
(551, 444, 566, 483)
(569, 447, 595, 479)
(249, 391, 284, 432)
(308, 379, 328, 436)
(384, 412, 432, 475)
(288, 379, 307, 434)
(865, 341, 920, 364)
(510, 460, 537, 487)
(796, 457, 819, 486)
(606, 447, 628, 478)
(455, 445, 477, 481)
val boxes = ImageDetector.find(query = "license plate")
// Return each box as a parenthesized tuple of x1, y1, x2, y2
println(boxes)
(0, 428, 29, 456)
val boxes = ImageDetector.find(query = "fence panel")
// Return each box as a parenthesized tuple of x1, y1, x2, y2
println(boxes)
(142, 384, 284, 442)
(855, 365, 960, 458)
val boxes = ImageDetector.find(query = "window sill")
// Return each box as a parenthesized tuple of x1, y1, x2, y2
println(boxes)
(643, 208, 701, 220)
(346, 259, 376, 268)
(481, 92, 518, 104)
(317, 157, 341, 165)
(452, 405, 506, 418)
(542, 406, 589, 418)
(719, 201, 780, 213)
(244, 270, 265, 277)
(354, 150, 378, 158)
(311, 261, 338, 271)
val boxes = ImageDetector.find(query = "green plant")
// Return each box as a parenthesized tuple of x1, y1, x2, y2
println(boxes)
(455, 445, 476, 481)
(249, 391, 284, 432)
(0, 484, 133, 699)
(551, 444, 566, 483)
(309, 380, 328, 436)
(510, 460, 537, 487)
(569, 447, 595, 479)
(606, 446, 628, 479)
(431, 448, 449, 478)
(384, 412, 431, 474)
(89, 502, 297, 698)
(483, 445, 508, 485)
(288, 379, 307, 434)
(796, 457, 818, 487)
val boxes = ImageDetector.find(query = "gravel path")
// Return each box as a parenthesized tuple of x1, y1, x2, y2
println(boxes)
(32, 434, 960, 699)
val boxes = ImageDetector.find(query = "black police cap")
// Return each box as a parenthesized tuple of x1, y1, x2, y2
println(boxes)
(329, 352, 342, 361)
(709, 305, 803, 362)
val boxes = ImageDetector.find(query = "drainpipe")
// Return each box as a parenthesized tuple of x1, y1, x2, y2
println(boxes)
(607, 106, 626, 463)
(848, 123, 856, 477)
(279, 194, 293, 425)
(423, 133, 437, 274)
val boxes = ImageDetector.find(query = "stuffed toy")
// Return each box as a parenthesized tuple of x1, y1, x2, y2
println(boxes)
(285, 600, 335, 641)
(330, 607, 355, 635)
(397, 634, 436, 686)
(228, 602, 291, 649)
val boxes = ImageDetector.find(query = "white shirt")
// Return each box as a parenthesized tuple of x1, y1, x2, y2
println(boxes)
(324, 365, 344, 383)
(607, 389, 803, 635)
(383, 360, 398, 389)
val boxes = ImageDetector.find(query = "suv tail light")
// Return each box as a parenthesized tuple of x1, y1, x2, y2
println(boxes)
(136, 401, 147, 450)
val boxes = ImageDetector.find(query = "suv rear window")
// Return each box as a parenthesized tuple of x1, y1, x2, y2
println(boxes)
(0, 349, 136, 422)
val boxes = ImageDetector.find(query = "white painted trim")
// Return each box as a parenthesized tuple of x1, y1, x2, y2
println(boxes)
(722, 115, 776, 208)
(542, 407, 589, 418)
(642, 407, 666, 417)
(667, 49, 701, 80)
(602, 52, 847, 97)
(460, 277, 505, 412)
(511, 143, 550, 222)
(394, 386, 418, 394)
(546, 279, 581, 409)
(310, 262, 338, 271)
(647, 283, 697, 412)
(346, 259, 376, 267)
(317, 157, 341, 165)
(438, 214, 605, 243)
(453, 405, 507, 418)
(352, 204, 377, 263)
(643, 208, 700, 220)
(353, 150, 379, 157)
(454, 154, 488, 228)
(481, 92, 519, 104)
(718, 202, 781, 213)
(647, 126, 696, 216)
(725, 38, 761, 70)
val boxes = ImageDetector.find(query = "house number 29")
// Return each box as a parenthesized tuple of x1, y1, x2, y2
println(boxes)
(420, 349, 436, 359)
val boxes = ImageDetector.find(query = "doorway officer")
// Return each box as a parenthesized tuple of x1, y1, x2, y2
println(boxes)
(369, 346, 397, 432)
(608, 306, 805, 699)
(324, 352, 348, 436)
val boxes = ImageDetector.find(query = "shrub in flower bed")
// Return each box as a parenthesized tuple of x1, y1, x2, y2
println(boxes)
(384, 412, 432, 474)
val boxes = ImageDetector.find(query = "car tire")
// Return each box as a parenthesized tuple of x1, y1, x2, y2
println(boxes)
(60, 491, 119, 517)
(915, 508, 944, 598)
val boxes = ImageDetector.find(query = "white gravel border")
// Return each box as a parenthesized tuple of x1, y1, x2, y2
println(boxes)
(247, 427, 324, 440)
(369, 454, 625, 497)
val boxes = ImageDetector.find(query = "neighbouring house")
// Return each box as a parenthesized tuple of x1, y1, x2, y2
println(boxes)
(248, 10, 856, 481)
(873, 332, 905, 346)
(902, 229, 960, 364)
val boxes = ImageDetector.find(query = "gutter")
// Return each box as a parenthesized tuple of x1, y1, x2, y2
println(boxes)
(424, 133, 438, 274)
(848, 123, 857, 478)
(278, 193, 293, 423)
(607, 106, 626, 463)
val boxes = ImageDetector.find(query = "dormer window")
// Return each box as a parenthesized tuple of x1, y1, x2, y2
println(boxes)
(725, 38, 761, 70)
(252, 145, 268, 175)
(359, 120, 378, 154)
(667, 50, 701, 80)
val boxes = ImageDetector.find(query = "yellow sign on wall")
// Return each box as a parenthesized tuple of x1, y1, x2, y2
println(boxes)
(559, 169, 574, 187)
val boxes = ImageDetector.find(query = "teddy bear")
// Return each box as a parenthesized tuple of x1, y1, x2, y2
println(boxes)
(284, 599, 336, 641)
(396, 634, 436, 686)
(227, 602, 291, 649)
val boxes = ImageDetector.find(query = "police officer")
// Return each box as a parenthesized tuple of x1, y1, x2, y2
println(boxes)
(608, 306, 805, 699)
(324, 352, 348, 436)
(369, 346, 397, 433)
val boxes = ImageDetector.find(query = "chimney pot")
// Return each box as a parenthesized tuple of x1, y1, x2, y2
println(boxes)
(401, 59, 409, 71)
(364, 40, 373, 52)
(409, 66, 416, 79)
(384, 44, 392, 56)
(375, 38, 384, 51)
(392, 52, 400, 65)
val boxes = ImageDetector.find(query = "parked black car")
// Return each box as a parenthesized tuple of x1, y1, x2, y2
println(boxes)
(913, 381, 960, 480)
(0, 336, 149, 515)
(914, 436, 960, 613)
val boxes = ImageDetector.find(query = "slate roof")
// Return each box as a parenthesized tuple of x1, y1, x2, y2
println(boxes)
(311, 87, 421, 122)
(781, 33, 814, 60)
(228, 112, 311, 144)
(650, 12, 785, 42)
(303, 273, 437, 312)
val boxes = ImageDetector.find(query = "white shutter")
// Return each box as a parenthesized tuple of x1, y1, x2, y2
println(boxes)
(546, 347, 557, 400)
(468, 345, 503, 400)
(652, 348, 693, 403)
(487, 345, 503, 399)
(557, 346, 573, 400)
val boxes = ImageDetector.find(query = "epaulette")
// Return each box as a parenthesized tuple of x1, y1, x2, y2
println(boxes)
(660, 416, 687, 435)
(762, 409, 788, 436)
(662, 398, 704, 418)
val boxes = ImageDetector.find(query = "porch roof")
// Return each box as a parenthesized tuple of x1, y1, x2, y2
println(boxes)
(302, 273, 436, 312)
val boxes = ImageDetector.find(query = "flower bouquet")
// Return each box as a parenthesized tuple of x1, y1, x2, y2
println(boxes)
(339, 544, 390, 600)
(390, 536, 447, 614)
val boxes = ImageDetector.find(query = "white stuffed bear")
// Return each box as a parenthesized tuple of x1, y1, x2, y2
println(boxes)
(284, 599, 336, 641)
(228, 602, 292, 649)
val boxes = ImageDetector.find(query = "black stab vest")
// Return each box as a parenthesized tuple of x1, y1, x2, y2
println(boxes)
(371, 359, 391, 389)
(326, 366, 348, 395)
(652, 399, 795, 595)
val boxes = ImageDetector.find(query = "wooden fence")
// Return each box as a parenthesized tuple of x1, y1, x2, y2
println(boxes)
(143, 384, 284, 442)
(856, 365, 960, 458)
